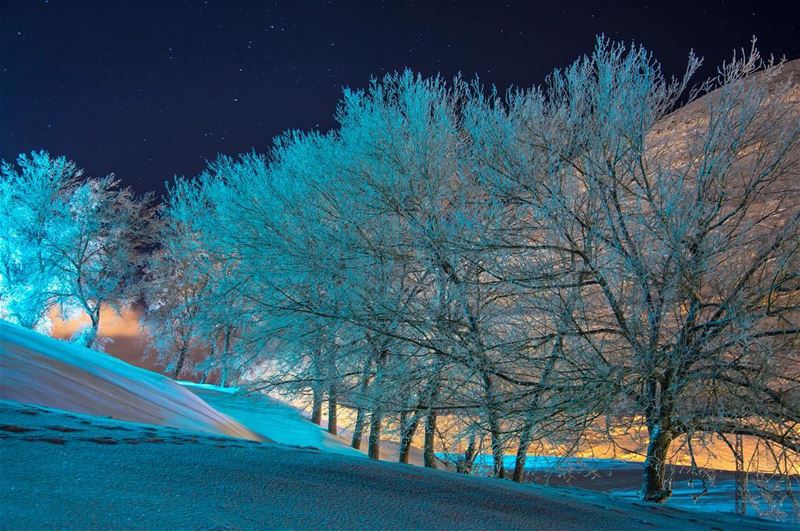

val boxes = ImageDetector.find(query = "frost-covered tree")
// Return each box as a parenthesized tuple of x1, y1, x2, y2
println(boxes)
(152, 177, 217, 377)
(154, 38, 799, 511)
(0, 151, 80, 329)
(1, 151, 153, 348)
(142, 242, 209, 379)
(48, 177, 153, 348)
(479, 39, 800, 501)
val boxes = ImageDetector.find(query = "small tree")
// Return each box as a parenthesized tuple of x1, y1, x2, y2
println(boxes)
(142, 243, 210, 379)
(50, 177, 153, 348)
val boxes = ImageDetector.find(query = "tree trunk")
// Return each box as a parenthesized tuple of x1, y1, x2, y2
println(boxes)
(641, 423, 674, 502)
(367, 347, 387, 460)
(200, 340, 215, 384)
(326, 348, 337, 435)
(480, 372, 505, 478)
(641, 373, 675, 503)
(327, 383, 338, 436)
(513, 438, 532, 483)
(367, 407, 382, 459)
(219, 326, 231, 387)
(422, 379, 440, 468)
(351, 357, 372, 449)
(489, 419, 505, 479)
(351, 409, 366, 449)
(460, 433, 477, 474)
(485, 397, 505, 478)
(172, 342, 188, 380)
(512, 416, 535, 483)
(398, 411, 420, 464)
(311, 386, 323, 425)
(83, 307, 100, 349)
(512, 350, 553, 482)
(310, 349, 324, 425)
(423, 409, 437, 468)
(734, 434, 747, 515)
(484, 391, 505, 478)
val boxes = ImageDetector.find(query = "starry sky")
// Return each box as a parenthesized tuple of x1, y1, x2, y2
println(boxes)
(2, 0, 799, 196)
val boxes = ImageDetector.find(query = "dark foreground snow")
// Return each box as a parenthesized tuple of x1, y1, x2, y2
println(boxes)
(0, 401, 788, 530)
(462, 454, 799, 521)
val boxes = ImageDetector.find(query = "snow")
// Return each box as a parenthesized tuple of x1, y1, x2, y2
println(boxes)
(0, 320, 259, 441)
(183, 382, 362, 457)
(458, 453, 640, 472)
(610, 478, 800, 523)
(177, 380, 242, 393)
(457, 453, 798, 523)
(0, 322, 791, 528)
(1, 400, 784, 531)
(0, 320, 364, 456)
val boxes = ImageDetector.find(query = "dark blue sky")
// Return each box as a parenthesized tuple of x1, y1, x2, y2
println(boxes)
(2, 0, 799, 196)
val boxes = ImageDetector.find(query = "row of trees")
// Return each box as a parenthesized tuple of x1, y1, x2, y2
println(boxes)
(2, 39, 797, 507)
(152, 39, 800, 505)
(0, 151, 152, 348)
(0, 151, 239, 382)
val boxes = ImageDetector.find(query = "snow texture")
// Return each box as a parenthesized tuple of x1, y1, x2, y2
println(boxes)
(0, 320, 258, 441)
(1, 320, 794, 527)
(1, 400, 787, 530)
(182, 381, 362, 457)
(462, 453, 798, 522)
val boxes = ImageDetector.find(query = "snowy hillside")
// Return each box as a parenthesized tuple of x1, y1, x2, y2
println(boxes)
(0, 320, 258, 441)
(464, 454, 799, 521)
(0, 320, 367, 456)
(2, 400, 787, 530)
(0, 321, 792, 529)
(182, 382, 362, 457)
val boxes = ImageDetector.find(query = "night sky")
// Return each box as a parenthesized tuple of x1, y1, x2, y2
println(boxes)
(2, 0, 799, 197)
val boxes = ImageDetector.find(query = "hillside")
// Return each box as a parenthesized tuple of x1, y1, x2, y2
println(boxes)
(0, 320, 258, 441)
(1, 322, 795, 528)
(183, 382, 362, 458)
(1, 400, 788, 530)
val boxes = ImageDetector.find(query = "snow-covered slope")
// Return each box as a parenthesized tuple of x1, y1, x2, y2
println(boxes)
(0, 322, 789, 528)
(1, 400, 786, 530)
(182, 382, 362, 457)
(0, 320, 259, 441)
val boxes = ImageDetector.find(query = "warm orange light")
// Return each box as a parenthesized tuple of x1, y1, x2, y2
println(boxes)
(49, 304, 143, 339)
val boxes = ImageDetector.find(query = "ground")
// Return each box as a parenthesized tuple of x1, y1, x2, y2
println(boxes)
(1, 321, 795, 528)
(0, 400, 789, 530)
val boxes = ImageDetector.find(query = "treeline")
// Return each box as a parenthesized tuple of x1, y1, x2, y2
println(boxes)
(2, 39, 798, 505)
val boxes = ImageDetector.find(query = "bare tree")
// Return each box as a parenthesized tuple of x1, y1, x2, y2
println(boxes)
(1, 152, 153, 348)
(142, 227, 211, 379)
(154, 40, 799, 513)
(49, 177, 153, 348)
(494, 39, 800, 501)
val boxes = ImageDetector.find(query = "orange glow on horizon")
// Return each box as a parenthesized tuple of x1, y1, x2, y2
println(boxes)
(42, 306, 799, 476)
(49, 304, 144, 340)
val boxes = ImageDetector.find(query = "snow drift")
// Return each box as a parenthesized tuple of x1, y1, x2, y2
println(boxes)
(183, 382, 363, 457)
(0, 320, 260, 441)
